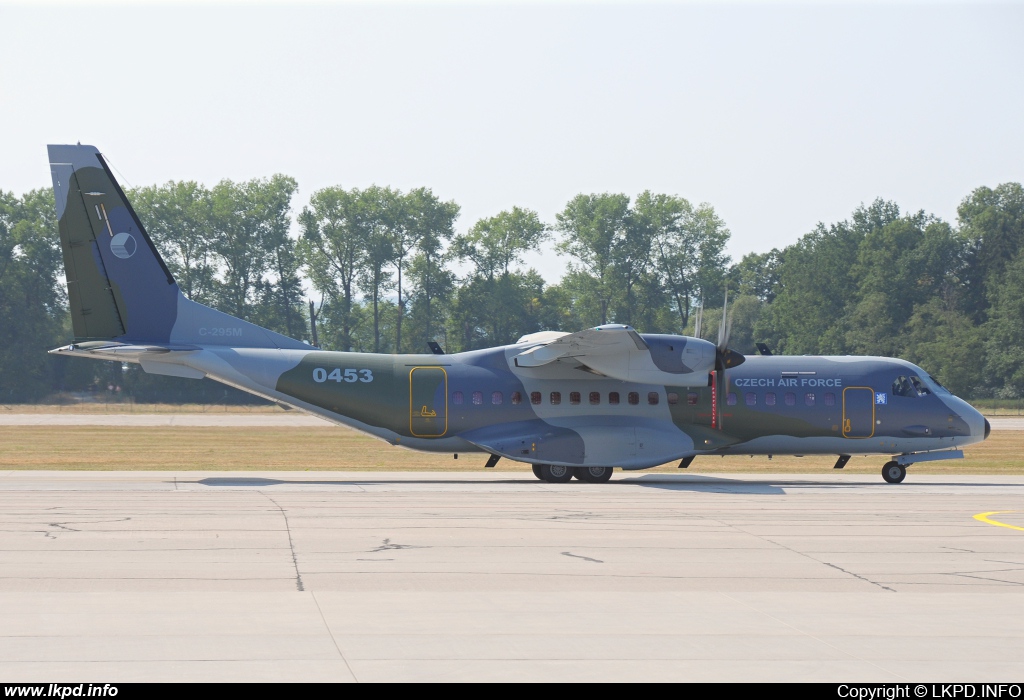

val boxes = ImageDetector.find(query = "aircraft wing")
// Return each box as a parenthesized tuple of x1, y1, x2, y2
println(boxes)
(513, 324, 715, 386)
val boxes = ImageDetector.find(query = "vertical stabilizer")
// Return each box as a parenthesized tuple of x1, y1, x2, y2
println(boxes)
(48, 144, 309, 351)
(48, 144, 179, 342)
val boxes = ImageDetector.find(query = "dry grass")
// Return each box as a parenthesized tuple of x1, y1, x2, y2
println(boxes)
(0, 424, 1020, 473)
(0, 402, 285, 414)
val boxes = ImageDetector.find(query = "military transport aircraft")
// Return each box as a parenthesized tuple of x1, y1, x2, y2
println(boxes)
(46, 144, 990, 483)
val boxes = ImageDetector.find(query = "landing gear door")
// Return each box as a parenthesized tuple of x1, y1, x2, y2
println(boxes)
(842, 387, 875, 438)
(409, 367, 447, 437)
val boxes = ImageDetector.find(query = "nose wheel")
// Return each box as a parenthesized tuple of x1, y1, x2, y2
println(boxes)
(882, 461, 906, 484)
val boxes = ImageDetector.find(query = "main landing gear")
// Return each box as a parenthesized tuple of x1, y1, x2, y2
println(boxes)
(532, 465, 613, 483)
(882, 461, 907, 484)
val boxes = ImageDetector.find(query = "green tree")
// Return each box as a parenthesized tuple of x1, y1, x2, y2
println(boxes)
(298, 187, 367, 351)
(209, 174, 298, 322)
(131, 181, 217, 305)
(0, 189, 67, 401)
(453, 206, 548, 281)
(356, 186, 396, 353)
(555, 193, 631, 325)
(641, 193, 731, 331)
(984, 250, 1024, 397)
(958, 182, 1024, 319)
(397, 188, 459, 352)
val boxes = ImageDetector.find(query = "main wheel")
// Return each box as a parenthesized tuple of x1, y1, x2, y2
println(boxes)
(532, 465, 545, 481)
(541, 464, 574, 483)
(574, 466, 613, 483)
(882, 461, 906, 484)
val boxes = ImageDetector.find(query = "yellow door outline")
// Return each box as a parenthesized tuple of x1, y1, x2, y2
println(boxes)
(409, 366, 448, 437)
(842, 386, 875, 438)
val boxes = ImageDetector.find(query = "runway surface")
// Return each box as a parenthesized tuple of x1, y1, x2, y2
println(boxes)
(1, 471, 1023, 682)
(1, 413, 1021, 429)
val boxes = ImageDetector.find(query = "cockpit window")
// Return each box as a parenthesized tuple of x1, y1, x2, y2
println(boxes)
(910, 376, 931, 396)
(923, 372, 951, 395)
(892, 376, 915, 397)
(892, 375, 933, 398)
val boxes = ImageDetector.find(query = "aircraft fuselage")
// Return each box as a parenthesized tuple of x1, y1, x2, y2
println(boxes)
(170, 341, 988, 472)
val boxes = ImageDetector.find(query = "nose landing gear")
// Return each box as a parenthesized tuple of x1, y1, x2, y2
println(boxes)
(882, 461, 906, 484)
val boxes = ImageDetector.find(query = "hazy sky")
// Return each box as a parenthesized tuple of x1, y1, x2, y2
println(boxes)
(2, 1, 1022, 282)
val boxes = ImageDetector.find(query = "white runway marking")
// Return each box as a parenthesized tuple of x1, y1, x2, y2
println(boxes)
(0, 472, 1023, 681)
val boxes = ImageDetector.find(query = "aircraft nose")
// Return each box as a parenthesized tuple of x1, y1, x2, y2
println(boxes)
(985, 417, 991, 439)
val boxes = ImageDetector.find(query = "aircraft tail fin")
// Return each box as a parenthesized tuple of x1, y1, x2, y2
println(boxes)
(47, 144, 306, 350)
(49, 144, 179, 342)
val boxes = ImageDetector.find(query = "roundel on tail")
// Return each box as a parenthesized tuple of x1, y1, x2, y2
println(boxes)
(110, 232, 137, 259)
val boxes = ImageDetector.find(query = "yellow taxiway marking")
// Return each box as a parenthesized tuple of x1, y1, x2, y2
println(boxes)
(974, 511, 1024, 532)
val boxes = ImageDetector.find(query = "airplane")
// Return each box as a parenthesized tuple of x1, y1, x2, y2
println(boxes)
(45, 144, 991, 484)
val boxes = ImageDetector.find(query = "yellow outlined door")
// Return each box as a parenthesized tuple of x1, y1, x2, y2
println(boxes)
(842, 387, 875, 438)
(409, 367, 447, 437)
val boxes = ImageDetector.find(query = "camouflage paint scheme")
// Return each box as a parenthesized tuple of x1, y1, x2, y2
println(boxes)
(47, 145, 989, 477)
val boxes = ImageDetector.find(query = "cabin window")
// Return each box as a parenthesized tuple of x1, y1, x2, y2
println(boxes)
(609, 392, 620, 405)
(530, 391, 541, 405)
(511, 391, 522, 405)
(628, 392, 640, 405)
(648, 392, 659, 405)
(765, 392, 776, 406)
(491, 391, 503, 405)
(784, 392, 795, 406)
(472, 391, 483, 405)
(550, 391, 561, 405)
(805, 393, 815, 406)
(453, 391, 464, 405)
(687, 392, 698, 406)
(727, 392, 737, 406)
(824, 392, 835, 406)
(590, 391, 601, 405)
(745, 392, 756, 406)
(667, 392, 679, 405)
(570, 391, 581, 405)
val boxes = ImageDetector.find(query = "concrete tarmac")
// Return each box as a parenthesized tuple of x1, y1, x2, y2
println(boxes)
(1, 471, 1023, 682)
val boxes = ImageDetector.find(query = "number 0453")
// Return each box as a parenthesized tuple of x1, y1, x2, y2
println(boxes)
(312, 368, 373, 383)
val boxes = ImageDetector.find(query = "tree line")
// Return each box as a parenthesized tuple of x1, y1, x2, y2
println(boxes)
(0, 176, 1021, 403)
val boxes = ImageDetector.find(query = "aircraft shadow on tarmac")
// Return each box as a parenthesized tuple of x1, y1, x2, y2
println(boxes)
(193, 475, 782, 494)
(192, 475, 1024, 494)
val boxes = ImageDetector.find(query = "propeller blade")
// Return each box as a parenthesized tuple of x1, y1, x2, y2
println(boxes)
(694, 298, 703, 339)
(717, 290, 728, 349)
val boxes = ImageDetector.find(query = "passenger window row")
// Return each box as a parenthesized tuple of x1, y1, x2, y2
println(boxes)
(451, 390, 668, 406)
(726, 391, 837, 407)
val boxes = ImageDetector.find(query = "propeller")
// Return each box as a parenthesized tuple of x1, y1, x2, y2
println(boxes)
(712, 290, 745, 431)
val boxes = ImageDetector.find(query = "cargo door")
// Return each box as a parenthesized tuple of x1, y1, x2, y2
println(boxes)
(409, 367, 447, 437)
(842, 387, 875, 438)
